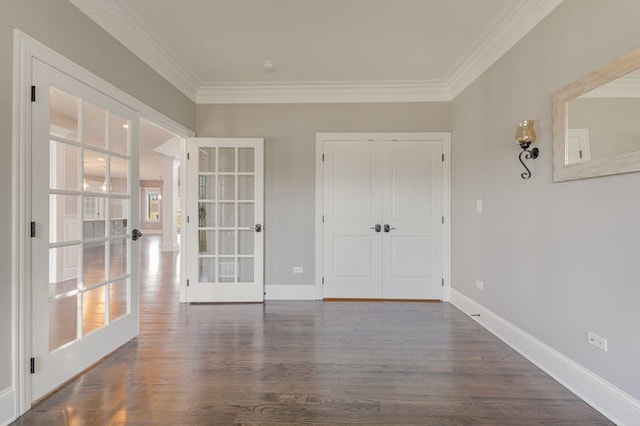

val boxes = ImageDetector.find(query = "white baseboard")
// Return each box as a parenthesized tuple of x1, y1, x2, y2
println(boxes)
(0, 387, 16, 426)
(265, 284, 318, 300)
(450, 289, 640, 426)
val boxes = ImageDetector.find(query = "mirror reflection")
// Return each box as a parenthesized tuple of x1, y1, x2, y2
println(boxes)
(552, 48, 640, 182)
(566, 69, 640, 165)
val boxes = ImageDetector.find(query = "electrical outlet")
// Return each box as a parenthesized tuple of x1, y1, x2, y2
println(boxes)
(476, 199, 483, 213)
(293, 266, 303, 274)
(587, 331, 608, 352)
(475, 280, 484, 290)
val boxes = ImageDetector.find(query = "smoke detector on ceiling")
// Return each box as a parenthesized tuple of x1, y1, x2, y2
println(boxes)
(263, 60, 275, 73)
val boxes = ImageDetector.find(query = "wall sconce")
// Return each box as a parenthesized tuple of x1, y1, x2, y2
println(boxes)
(515, 120, 539, 179)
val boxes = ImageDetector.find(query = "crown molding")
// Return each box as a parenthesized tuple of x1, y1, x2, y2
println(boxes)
(196, 80, 451, 104)
(446, 0, 565, 99)
(69, 0, 564, 104)
(69, 0, 200, 100)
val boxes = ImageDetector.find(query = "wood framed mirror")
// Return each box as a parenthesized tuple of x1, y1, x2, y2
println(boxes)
(552, 49, 640, 181)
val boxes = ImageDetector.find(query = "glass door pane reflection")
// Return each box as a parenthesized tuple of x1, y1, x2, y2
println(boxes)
(49, 295, 77, 351)
(238, 258, 254, 282)
(199, 258, 216, 282)
(82, 285, 106, 335)
(109, 279, 128, 322)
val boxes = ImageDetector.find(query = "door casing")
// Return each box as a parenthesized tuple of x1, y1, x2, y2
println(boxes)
(315, 132, 451, 301)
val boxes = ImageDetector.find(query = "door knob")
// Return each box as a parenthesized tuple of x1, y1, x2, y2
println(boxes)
(132, 229, 143, 241)
(383, 224, 396, 233)
(254, 224, 262, 233)
(370, 224, 381, 233)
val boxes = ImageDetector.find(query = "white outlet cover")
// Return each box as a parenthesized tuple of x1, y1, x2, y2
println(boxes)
(293, 267, 303, 274)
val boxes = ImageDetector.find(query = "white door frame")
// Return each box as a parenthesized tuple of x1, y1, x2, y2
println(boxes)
(315, 132, 451, 301)
(10, 30, 194, 421)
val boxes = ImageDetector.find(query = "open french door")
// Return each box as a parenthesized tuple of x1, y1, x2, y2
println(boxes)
(185, 138, 264, 302)
(30, 58, 140, 401)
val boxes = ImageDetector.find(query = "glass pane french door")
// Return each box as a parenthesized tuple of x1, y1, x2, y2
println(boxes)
(30, 59, 140, 402)
(186, 138, 264, 302)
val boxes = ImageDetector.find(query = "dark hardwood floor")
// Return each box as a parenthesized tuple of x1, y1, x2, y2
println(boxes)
(14, 235, 613, 425)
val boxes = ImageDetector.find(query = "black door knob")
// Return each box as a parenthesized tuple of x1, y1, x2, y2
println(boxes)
(132, 229, 143, 241)
(370, 224, 381, 232)
(254, 224, 262, 233)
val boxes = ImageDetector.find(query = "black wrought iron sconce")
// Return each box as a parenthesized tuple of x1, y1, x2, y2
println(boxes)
(515, 120, 539, 179)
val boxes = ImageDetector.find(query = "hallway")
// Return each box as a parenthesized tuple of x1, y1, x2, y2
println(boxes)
(13, 235, 612, 425)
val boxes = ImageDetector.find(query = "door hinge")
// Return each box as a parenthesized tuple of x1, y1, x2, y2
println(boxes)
(322, 276, 325, 285)
(187, 279, 190, 287)
(322, 153, 325, 162)
(442, 153, 445, 162)
(442, 278, 445, 287)
(30, 357, 35, 374)
(30, 221, 36, 238)
(187, 152, 190, 160)
(187, 216, 190, 224)
(31, 86, 36, 102)
(579, 150, 583, 159)
(322, 215, 325, 224)
(442, 216, 445, 224)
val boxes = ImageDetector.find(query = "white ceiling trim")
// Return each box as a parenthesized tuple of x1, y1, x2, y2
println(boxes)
(69, 0, 201, 100)
(69, 0, 564, 104)
(445, 0, 565, 99)
(196, 80, 451, 104)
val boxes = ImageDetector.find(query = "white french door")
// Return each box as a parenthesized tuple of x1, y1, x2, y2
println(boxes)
(30, 59, 140, 401)
(322, 135, 445, 300)
(186, 138, 264, 302)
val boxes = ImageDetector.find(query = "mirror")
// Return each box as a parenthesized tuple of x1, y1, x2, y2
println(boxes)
(552, 49, 640, 181)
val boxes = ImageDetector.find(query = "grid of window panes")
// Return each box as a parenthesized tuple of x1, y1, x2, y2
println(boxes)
(48, 86, 131, 351)
(198, 146, 256, 283)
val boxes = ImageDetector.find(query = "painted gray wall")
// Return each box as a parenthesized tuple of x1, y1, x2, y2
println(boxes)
(196, 102, 452, 286)
(451, 0, 640, 400)
(0, 0, 195, 391)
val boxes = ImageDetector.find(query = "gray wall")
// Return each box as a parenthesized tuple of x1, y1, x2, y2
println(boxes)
(451, 0, 640, 400)
(1, 0, 195, 391)
(196, 102, 452, 286)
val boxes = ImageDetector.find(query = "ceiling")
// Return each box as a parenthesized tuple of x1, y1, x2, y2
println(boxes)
(70, 0, 564, 104)
(69, 0, 564, 180)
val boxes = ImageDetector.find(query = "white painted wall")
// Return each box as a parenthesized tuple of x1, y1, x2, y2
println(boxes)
(451, 0, 640, 403)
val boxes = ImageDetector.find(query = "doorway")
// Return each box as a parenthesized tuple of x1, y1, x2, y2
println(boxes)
(316, 133, 451, 300)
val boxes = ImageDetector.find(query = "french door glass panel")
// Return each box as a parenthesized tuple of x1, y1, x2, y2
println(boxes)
(187, 138, 264, 302)
(31, 59, 139, 401)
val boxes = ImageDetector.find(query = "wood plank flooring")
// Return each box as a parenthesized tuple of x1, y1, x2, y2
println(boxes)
(13, 235, 613, 425)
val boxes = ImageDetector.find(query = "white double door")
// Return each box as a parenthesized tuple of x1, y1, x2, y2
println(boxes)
(323, 136, 445, 300)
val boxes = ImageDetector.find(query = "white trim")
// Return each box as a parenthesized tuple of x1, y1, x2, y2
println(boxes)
(11, 29, 193, 419)
(0, 387, 16, 426)
(68, 0, 200, 100)
(196, 80, 450, 104)
(315, 132, 451, 301)
(446, 0, 564, 99)
(265, 285, 318, 301)
(67, 0, 563, 104)
(450, 289, 640, 426)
